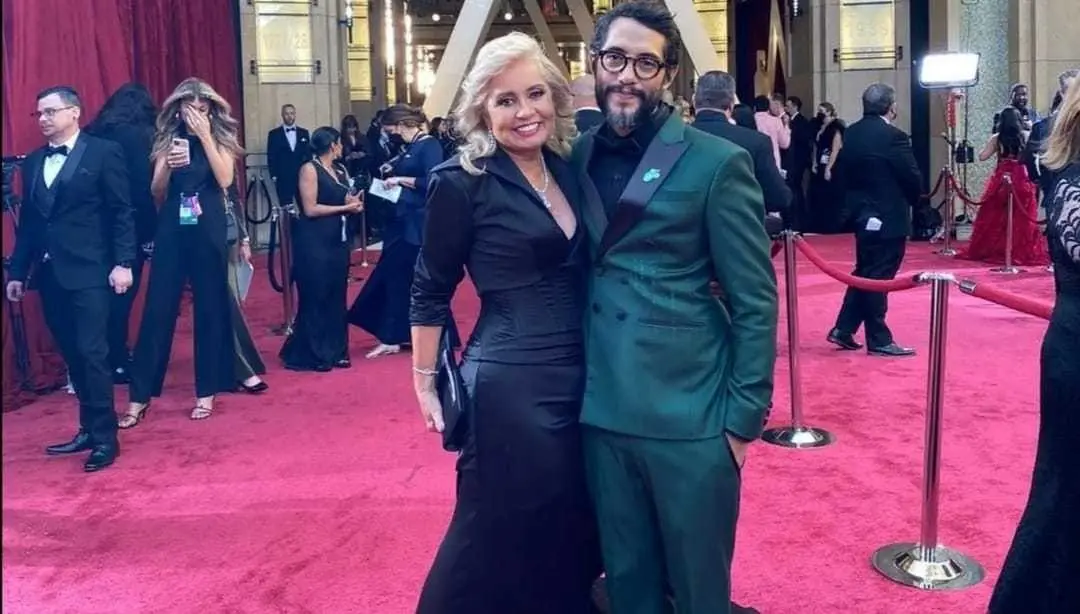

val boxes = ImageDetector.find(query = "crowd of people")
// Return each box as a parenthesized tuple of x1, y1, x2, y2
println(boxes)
(3, 0, 1078, 612)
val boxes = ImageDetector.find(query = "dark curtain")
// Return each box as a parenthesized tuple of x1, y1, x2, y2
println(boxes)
(1, 0, 241, 411)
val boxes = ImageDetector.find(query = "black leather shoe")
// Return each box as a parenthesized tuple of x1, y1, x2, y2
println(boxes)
(868, 342, 916, 357)
(732, 603, 761, 614)
(84, 444, 118, 472)
(827, 328, 863, 350)
(46, 431, 93, 456)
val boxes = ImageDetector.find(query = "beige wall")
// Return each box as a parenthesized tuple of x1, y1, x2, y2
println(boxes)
(1011, 0, 1080, 112)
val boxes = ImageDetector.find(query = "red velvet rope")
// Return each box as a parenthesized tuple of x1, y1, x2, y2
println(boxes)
(793, 238, 924, 292)
(959, 281, 1053, 320)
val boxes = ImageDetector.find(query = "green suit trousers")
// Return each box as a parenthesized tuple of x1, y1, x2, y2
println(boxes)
(583, 426, 741, 614)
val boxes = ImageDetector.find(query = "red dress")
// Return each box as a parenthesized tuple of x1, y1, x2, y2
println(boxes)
(959, 157, 1049, 266)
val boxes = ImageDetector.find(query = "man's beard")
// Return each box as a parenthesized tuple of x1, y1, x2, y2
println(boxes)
(597, 83, 663, 133)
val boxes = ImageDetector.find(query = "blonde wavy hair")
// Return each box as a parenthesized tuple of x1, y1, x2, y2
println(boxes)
(1045, 77, 1080, 170)
(453, 32, 576, 175)
(151, 77, 244, 161)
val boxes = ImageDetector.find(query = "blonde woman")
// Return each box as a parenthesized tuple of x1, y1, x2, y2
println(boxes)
(409, 32, 601, 613)
(989, 76, 1080, 614)
(123, 78, 243, 425)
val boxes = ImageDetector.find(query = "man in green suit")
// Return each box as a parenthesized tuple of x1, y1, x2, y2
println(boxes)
(572, 3, 778, 613)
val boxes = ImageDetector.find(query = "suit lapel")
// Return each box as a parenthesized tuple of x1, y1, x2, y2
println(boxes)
(25, 150, 45, 215)
(574, 135, 609, 245)
(51, 136, 89, 202)
(597, 115, 689, 258)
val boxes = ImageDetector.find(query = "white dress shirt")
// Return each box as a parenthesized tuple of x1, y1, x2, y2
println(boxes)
(43, 131, 80, 188)
(284, 124, 297, 151)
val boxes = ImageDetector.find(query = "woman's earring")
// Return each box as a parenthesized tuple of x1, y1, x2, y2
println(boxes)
(485, 130, 496, 149)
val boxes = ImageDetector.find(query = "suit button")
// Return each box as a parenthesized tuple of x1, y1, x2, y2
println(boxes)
(592, 303, 601, 314)
(616, 311, 627, 321)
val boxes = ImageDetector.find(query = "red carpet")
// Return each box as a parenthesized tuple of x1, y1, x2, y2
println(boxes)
(2, 235, 1053, 613)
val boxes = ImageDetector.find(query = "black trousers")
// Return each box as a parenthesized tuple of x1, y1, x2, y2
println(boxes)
(107, 251, 146, 370)
(39, 266, 118, 445)
(129, 232, 234, 402)
(834, 235, 906, 348)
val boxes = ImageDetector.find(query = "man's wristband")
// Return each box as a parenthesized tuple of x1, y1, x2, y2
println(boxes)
(116, 260, 133, 269)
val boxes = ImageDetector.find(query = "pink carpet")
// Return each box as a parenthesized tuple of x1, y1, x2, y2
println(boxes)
(2, 235, 1054, 613)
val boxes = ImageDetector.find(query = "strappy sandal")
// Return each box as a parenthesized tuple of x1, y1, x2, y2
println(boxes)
(190, 400, 214, 420)
(365, 343, 401, 359)
(119, 402, 151, 429)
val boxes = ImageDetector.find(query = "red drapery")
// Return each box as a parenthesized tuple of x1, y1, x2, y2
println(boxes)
(1, 0, 242, 411)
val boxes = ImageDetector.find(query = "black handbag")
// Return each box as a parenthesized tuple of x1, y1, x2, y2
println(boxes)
(435, 323, 468, 452)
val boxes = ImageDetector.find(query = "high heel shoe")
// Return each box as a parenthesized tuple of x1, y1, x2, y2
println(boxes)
(238, 379, 269, 394)
(119, 402, 151, 429)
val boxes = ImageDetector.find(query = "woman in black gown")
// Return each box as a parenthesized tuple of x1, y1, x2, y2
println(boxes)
(123, 78, 242, 424)
(989, 85, 1080, 614)
(280, 127, 363, 371)
(349, 104, 448, 358)
(409, 33, 600, 614)
(808, 102, 845, 233)
(224, 184, 268, 393)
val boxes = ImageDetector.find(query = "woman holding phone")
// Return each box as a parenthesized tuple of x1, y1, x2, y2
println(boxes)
(121, 78, 243, 426)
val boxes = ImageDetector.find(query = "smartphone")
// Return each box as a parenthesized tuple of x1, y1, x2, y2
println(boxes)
(171, 137, 191, 166)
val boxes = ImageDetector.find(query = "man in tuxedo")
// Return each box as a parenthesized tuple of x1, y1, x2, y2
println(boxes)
(826, 83, 921, 357)
(1025, 69, 1078, 198)
(572, 3, 776, 613)
(692, 70, 791, 230)
(5, 86, 135, 471)
(784, 95, 814, 230)
(571, 75, 605, 134)
(266, 103, 309, 206)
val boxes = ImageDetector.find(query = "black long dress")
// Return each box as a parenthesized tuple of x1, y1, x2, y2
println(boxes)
(411, 149, 601, 614)
(989, 163, 1080, 613)
(808, 119, 845, 233)
(129, 135, 235, 402)
(349, 134, 448, 346)
(279, 161, 352, 371)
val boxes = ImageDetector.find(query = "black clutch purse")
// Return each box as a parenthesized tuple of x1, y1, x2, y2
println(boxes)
(435, 324, 468, 452)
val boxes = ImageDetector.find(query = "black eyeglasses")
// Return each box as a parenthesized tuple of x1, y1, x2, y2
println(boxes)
(32, 106, 75, 119)
(594, 50, 666, 80)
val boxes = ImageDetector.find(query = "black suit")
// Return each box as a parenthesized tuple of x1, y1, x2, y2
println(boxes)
(693, 110, 792, 219)
(9, 134, 135, 445)
(574, 109, 605, 134)
(91, 123, 155, 372)
(1024, 114, 1057, 198)
(266, 125, 310, 205)
(831, 115, 922, 347)
(784, 113, 814, 229)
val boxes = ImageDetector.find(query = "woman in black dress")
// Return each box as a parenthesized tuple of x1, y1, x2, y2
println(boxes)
(808, 102, 845, 233)
(280, 127, 363, 371)
(123, 78, 242, 424)
(409, 33, 600, 614)
(348, 104, 447, 358)
(224, 184, 268, 393)
(989, 85, 1080, 614)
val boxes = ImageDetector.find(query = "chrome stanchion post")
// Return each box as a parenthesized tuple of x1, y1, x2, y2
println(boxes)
(359, 208, 370, 268)
(872, 273, 985, 590)
(761, 231, 835, 449)
(991, 175, 1021, 274)
(276, 201, 297, 336)
(937, 168, 957, 256)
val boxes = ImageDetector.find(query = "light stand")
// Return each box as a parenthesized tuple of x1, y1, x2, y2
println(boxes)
(918, 53, 980, 256)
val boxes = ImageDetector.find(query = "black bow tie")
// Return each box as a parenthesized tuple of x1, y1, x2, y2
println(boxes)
(285, 127, 296, 132)
(45, 144, 69, 157)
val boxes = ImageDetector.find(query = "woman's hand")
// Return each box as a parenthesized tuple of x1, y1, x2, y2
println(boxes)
(345, 193, 364, 214)
(416, 389, 445, 433)
(166, 144, 189, 169)
(382, 177, 399, 187)
(183, 106, 213, 142)
(239, 241, 252, 263)
(824, 168, 832, 182)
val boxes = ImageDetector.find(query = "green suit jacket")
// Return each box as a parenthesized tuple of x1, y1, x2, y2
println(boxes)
(572, 114, 778, 441)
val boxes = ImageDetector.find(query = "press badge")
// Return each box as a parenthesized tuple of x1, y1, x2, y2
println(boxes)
(179, 192, 202, 225)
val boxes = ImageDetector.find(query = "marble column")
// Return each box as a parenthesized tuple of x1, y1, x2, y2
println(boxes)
(957, 0, 1010, 200)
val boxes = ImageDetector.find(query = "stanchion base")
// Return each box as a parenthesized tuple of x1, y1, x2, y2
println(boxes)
(937, 248, 957, 257)
(872, 542, 985, 590)
(761, 425, 835, 448)
(990, 266, 1022, 275)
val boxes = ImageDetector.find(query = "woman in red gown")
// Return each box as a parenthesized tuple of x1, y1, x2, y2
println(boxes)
(960, 106, 1049, 266)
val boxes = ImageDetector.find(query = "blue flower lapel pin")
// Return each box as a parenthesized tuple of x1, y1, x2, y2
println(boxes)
(642, 168, 661, 183)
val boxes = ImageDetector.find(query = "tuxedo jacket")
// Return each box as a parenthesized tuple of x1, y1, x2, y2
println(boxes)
(571, 112, 778, 441)
(10, 134, 136, 290)
(693, 110, 792, 216)
(833, 115, 923, 240)
(266, 125, 310, 193)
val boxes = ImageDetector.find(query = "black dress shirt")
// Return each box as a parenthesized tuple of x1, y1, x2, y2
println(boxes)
(588, 105, 672, 218)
